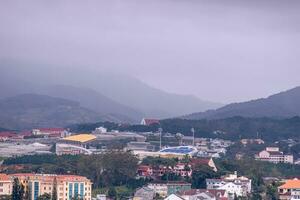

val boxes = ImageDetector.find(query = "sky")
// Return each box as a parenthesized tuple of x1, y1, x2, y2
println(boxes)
(0, 0, 300, 104)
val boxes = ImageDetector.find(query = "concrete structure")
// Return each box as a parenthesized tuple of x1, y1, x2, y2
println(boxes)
(206, 172, 251, 199)
(278, 179, 300, 200)
(255, 147, 294, 164)
(0, 173, 92, 200)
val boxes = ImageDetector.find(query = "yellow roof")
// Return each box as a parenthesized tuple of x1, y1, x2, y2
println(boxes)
(63, 134, 96, 143)
(279, 179, 300, 189)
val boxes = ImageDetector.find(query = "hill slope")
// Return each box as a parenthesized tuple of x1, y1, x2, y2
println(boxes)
(0, 94, 112, 130)
(185, 86, 300, 120)
(0, 61, 222, 119)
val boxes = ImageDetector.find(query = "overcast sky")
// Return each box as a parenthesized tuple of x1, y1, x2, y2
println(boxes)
(0, 0, 300, 103)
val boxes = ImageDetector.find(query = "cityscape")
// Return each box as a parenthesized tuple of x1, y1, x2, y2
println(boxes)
(1, 0, 300, 200)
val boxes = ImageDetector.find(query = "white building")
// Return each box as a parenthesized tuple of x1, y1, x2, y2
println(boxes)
(206, 172, 251, 199)
(255, 147, 294, 164)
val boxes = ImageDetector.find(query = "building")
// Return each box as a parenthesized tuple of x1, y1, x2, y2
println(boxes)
(126, 141, 155, 152)
(178, 189, 228, 200)
(60, 134, 96, 147)
(164, 194, 185, 200)
(0, 173, 92, 200)
(141, 118, 160, 126)
(278, 179, 300, 200)
(206, 172, 251, 199)
(32, 128, 69, 138)
(0, 174, 12, 196)
(240, 139, 264, 145)
(133, 187, 155, 200)
(148, 182, 191, 198)
(56, 134, 97, 155)
(0, 131, 19, 141)
(255, 147, 294, 164)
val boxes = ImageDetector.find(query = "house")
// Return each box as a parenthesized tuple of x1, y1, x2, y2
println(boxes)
(255, 147, 294, 164)
(141, 118, 160, 126)
(133, 187, 155, 200)
(178, 189, 228, 200)
(278, 178, 300, 200)
(206, 172, 251, 199)
(164, 194, 185, 200)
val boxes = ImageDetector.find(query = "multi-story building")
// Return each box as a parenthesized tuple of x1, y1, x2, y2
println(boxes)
(0, 173, 92, 200)
(255, 147, 294, 164)
(0, 174, 12, 195)
(278, 179, 300, 200)
(206, 172, 251, 199)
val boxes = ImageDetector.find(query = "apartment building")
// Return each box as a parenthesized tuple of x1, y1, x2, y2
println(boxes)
(255, 147, 294, 164)
(0, 173, 92, 200)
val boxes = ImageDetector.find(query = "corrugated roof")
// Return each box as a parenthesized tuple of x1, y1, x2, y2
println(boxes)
(63, 134, 96, 143)
(279, 179, 300, 189)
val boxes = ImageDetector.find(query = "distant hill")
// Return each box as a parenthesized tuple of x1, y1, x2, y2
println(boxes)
(0, 60, 222, 120)
(184, 86, 300, 120)
(0, 94, 120, 130)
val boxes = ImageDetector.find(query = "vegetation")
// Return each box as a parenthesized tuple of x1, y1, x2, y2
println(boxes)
(11, 178, 24, 200)
(37, 193, 51, 200)
(68, 116, 300, 142)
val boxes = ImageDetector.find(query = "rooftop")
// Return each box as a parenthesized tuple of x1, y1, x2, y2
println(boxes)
(279, 179, 300, 189)
(63, 134, 96, 143)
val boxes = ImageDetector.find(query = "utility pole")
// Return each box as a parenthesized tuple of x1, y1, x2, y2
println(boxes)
(191, 128, 195, 146)
(158, 128, 163, 150)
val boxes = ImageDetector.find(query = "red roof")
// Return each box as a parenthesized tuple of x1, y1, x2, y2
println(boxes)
(0, 131, 17, 137)
(190, 158, 210, 165)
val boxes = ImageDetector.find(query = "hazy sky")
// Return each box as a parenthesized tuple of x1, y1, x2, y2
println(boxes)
(0, 0, 300, 103)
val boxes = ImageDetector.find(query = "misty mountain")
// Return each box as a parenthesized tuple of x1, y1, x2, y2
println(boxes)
(40, 85, 144, 122)
(184, 86, 300, 120)
(0, 60, 222, 119)
(0, 94, 127, 130)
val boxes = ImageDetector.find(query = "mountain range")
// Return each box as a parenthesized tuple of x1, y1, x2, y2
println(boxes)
(184, 86, 300, 120)
(0, 60, 221, 129)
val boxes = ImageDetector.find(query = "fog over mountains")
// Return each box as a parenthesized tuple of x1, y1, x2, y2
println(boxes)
(0, 61, 221, 128)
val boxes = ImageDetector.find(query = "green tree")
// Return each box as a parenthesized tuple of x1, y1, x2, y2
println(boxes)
(191, 165, 218, 188)
(11, 178, 24, 200)
(37, 193, 51, 200)
(107, 187, 117, 199)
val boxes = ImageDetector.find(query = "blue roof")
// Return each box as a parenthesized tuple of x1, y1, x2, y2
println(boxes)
(160, 146, 195, 154)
